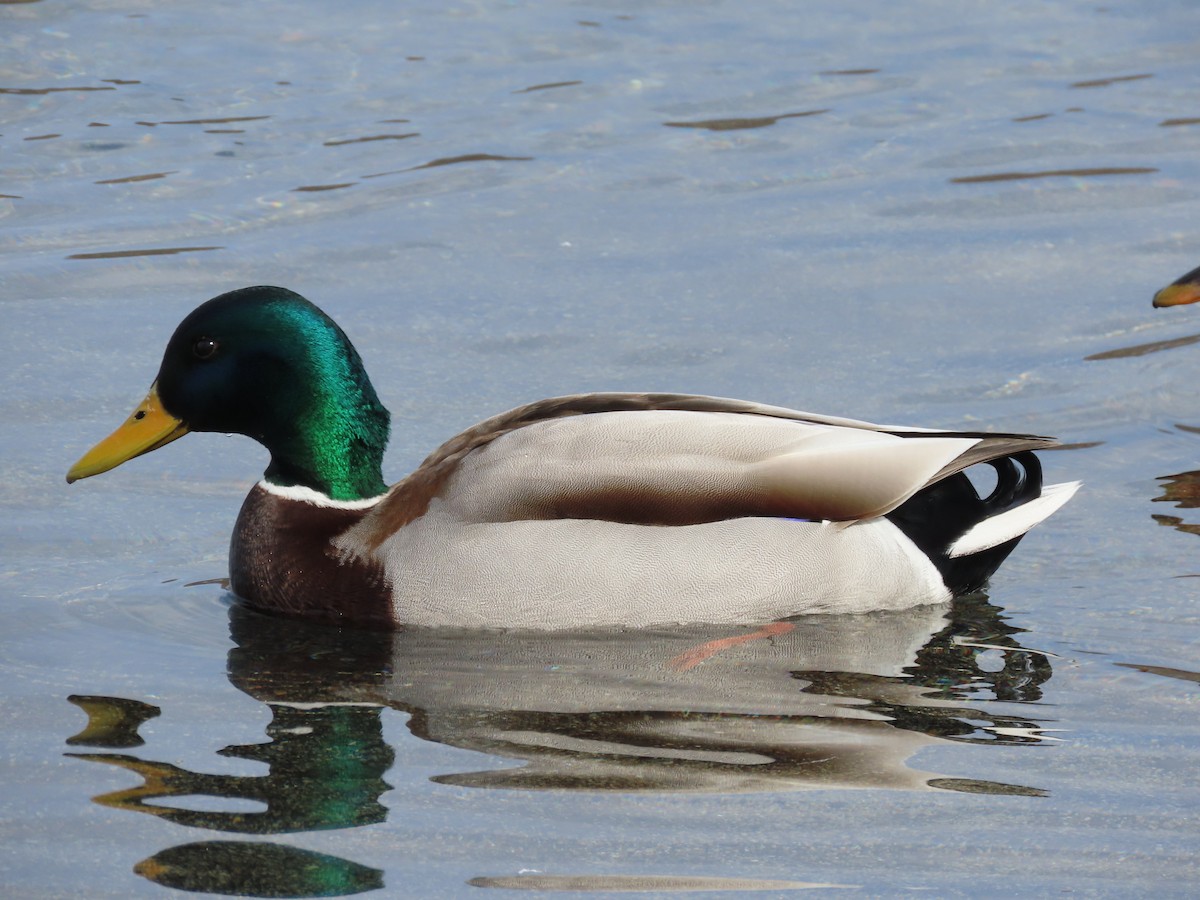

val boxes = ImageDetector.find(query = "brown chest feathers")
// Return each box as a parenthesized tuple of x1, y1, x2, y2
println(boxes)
(229, 484, 395, 627)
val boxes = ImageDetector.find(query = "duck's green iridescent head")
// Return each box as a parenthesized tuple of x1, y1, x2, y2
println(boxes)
(67, 286, 391, 501)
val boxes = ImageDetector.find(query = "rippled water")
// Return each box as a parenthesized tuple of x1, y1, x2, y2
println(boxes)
(4, 0, 1200, 896)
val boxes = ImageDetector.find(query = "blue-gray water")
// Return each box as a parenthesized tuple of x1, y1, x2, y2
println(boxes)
(4, 0, 1200, 896)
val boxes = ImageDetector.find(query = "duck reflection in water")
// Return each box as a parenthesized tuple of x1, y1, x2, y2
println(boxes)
(67, 596, 1055, 894)
(1150, 268, 1200, 540)
(1152, 468, 1200, 538)
(77, 597, 1054, 799)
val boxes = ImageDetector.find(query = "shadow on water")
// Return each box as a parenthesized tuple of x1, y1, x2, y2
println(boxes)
(65, 596, 1055, 896)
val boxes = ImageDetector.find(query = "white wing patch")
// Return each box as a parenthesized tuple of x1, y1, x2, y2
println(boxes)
(948, 480, 1080, 557)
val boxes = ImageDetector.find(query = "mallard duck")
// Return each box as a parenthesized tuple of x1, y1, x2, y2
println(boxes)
(1153, 264, 1200, 308)
(67, 286, 1078, 629)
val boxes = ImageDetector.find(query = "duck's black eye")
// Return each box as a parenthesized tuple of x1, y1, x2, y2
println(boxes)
(192, 336, 219, 360)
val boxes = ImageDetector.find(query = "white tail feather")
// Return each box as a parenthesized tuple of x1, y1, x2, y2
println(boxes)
(948, 481, 1081, 558)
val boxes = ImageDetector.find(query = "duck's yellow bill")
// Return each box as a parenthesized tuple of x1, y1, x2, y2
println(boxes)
(1153, 282, 1200, 308)
(66, 383, 189, 483)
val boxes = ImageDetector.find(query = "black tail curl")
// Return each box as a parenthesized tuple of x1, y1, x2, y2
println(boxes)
(885, 451, 1044, 596)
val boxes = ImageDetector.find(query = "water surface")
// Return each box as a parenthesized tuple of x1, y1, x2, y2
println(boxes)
(3, 0, 1200, 896)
